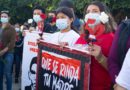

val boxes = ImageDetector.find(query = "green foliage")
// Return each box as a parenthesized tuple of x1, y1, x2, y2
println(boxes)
(110, 0, 130, 9)
(0, 0, 34, 24)
(0, 0, 130, 24)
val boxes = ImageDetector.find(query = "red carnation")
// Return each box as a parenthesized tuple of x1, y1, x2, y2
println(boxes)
(40, 13, 47, 19)
(52, 17, 56, 23)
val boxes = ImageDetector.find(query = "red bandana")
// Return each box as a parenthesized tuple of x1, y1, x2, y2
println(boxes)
(84, 18, 105, 37)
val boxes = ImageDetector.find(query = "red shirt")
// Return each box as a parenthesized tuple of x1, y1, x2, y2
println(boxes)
(76, 32, 114, 90)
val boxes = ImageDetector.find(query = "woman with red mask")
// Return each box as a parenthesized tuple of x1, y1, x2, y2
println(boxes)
(75, 1, 117, 90)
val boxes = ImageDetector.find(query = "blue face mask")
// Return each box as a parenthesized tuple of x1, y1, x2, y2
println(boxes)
(33, 15, 42, 23)
(56, 18, 68, 30)
(1, 17, 9, 23)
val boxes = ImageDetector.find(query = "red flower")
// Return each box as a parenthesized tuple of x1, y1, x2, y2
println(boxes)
(52, 17, 56, 23)
(40, 13, 47, 19)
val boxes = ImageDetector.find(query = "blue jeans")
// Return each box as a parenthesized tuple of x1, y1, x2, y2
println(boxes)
(0, 52, 14, 90)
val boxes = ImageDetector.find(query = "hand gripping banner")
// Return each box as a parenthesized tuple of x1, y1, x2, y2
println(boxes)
(36, 41, 91, 90)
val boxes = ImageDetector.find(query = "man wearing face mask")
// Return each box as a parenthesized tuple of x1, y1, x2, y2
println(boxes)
(0, 10, 16, 90)
(14, 23, 23, 83)
(33, 6, 53, 34)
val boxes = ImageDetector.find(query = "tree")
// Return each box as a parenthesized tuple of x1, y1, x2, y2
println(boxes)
(0, 0, 34, 24)
(0, 0, 130, 24)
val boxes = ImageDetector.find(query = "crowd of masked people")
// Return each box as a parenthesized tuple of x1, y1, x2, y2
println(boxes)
(0, 0, 130, 90)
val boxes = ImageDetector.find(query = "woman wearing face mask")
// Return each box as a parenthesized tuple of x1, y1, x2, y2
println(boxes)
(75, 1, 117, 90)
(44, 7, 80, 47)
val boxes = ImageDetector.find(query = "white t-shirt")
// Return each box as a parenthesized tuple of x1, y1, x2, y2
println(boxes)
(44, 30, 80, 46)
(116, 48, 130, 89)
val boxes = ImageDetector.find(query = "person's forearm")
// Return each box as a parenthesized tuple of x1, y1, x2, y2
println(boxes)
(114, 84, 126, 90)
(95, 53, 108, 70)
(3, 47, 8, 53)
(0, 47, 9, 56)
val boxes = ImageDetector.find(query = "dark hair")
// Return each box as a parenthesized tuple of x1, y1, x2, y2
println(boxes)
(58, 0, 74, 9)
(84, 1, 117, 33)
(84, 1, 110, 14)
(23, 22, 30, 29)
(48, 11, 56, 14)
(118, 19, 130, 68)
(1, 10, 10, 16)
(33, 5, 45, 13)
(56, 7, 78, 32)
(30, 57, 37, 74)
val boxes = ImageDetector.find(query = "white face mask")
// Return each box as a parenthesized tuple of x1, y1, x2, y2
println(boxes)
(56, 18, 68, 30)
(1, 17, 9, 23)
(33, 15, 42, 23)
(84, 13, 100, 27)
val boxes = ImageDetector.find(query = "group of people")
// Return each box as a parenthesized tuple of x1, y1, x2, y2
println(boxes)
(0, 0, 130, 90)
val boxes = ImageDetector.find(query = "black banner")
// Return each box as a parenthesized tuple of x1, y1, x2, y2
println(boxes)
(36, 41, 90, 90)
